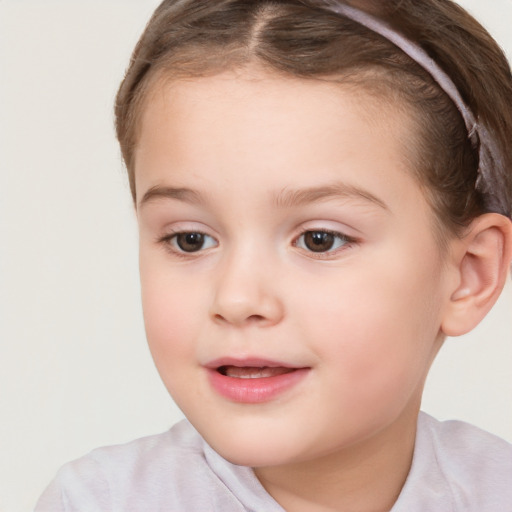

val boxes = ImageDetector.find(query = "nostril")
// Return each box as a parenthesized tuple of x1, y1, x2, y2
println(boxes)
(247, 314, 265, 323)
(212, 313, 266, 325)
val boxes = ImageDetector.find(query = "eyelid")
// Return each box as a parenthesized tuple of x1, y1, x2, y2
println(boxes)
(171, 232, 218, 251)
(293, 227, 358, 258)
(154, 223, 357, 259)
(157, 228, 219, 257)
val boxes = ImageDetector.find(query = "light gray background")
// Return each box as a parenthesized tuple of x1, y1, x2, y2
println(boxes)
(1, 1, 511, 510)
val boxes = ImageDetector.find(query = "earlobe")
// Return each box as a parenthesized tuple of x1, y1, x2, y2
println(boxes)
(441, 214, 512, 337)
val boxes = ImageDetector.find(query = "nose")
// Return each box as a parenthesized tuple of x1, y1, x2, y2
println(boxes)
(210, 252, 285, 328)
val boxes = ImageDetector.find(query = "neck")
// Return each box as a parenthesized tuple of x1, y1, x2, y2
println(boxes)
(254, 405, 419, 512)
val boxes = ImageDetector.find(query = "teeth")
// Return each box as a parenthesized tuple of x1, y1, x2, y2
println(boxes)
(220, 366, 295, 379)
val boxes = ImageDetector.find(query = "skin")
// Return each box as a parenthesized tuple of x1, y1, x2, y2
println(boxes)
(134, 68, 461, 512)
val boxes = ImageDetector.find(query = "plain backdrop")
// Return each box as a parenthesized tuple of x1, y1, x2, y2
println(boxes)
(1, 1, 511, 511)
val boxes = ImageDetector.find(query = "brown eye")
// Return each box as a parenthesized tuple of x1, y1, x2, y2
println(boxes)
(295, 230, 352, 254)
(173, 232, 211, 253)
(303, 231, 335, 252)
(162, 231, 217, 255)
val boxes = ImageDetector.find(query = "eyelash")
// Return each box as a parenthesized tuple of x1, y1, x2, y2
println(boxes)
(157, 230, 217, 258)
(293, 229, 356, 258)
(157, 229, 356, 259)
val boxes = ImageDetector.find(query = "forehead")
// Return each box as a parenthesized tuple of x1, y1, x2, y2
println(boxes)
(137, 69, 409, 142)
(134, 69, 426, 217)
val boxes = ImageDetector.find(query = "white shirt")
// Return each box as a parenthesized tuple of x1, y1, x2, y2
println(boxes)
(34, 412, 512, 511)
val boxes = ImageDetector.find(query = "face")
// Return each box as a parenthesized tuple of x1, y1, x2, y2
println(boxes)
(135, 69, 454, 469)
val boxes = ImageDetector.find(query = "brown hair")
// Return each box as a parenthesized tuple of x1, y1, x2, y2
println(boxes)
(115, 0, 512, 235)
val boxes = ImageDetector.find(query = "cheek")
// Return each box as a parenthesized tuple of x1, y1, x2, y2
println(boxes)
(295, 256, 444, 407)
(141, 280, 207, 410)
(139, 257, 206, 375)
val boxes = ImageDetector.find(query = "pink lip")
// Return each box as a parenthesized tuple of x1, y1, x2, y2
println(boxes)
(205, 357, 310, 404)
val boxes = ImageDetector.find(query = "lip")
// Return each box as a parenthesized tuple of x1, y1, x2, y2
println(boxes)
(205, 357, 310, 403)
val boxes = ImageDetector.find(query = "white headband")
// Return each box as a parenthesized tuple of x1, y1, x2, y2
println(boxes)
(318, 1, 509, 216)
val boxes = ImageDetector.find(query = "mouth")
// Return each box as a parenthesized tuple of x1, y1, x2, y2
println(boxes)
(205, 358, 309, 403)
(217, 365, 296, 379)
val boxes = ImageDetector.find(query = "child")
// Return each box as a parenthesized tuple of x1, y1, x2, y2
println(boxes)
(35, 0, 512, 510)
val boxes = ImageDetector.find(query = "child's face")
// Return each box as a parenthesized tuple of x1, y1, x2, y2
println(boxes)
(135, 70, 454, 468)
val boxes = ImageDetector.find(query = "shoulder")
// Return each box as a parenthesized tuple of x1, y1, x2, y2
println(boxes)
(83, 417, 204, 473)
(67, 418, 206, 484)
(412, 412, 512, 511)
(34, 420, 244, 511)
(420, 412, 512, 474)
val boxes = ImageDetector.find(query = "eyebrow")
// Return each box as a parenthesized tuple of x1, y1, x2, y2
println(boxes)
(138, 186, 205, 209)
(138, 181, 389, 211)
(272, 182, 389, 211)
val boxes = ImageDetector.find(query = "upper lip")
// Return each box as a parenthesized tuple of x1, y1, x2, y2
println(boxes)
(204, 357, 304, 370)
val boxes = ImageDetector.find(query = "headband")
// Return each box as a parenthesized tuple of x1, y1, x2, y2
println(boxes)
(317, 1, 509, 217)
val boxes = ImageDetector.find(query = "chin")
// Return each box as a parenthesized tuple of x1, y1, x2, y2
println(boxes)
(198, 420, 310, 468)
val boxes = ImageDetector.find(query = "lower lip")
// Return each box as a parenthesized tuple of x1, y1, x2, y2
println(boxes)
(207, 368, 309, 403)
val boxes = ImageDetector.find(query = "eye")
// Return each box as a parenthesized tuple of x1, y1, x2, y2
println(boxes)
(167, 232, 218, 253)
(295, 230, 352, 253)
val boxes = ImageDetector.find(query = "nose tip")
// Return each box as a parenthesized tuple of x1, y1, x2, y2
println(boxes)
(210, 263, 284, 328)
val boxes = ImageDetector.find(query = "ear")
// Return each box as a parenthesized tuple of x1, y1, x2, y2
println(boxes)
(441, 213, 512, 337)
